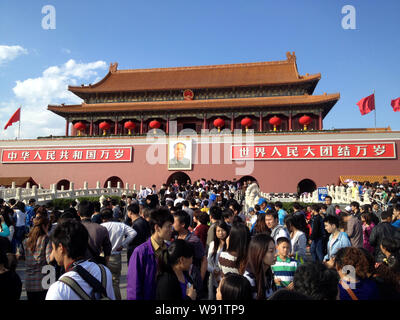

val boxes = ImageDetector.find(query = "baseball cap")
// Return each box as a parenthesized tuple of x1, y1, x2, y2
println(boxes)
(345, 205, 351, 213)
(257, 198, 267, 205)
(209, 194, 217, 201)
(248, 207, 255, 213)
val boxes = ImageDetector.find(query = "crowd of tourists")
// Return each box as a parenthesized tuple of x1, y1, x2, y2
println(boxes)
(1, 178, 400, 300)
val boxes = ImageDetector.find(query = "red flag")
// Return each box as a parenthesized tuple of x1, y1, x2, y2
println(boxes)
(4, 107, 21, 130)
(391, 97, 400, 112)
(356, 93, 375, 115)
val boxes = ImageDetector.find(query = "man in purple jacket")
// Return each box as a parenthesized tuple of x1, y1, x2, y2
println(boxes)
(127, 208, 173, 300)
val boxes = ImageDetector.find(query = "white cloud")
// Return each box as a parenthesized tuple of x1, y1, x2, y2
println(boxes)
(1, 59, 107, 139)
(61, 48, 72, 54)
(0, 45, 28, 65)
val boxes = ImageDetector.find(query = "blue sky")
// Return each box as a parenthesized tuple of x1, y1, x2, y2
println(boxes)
(0, 0, 399, 138)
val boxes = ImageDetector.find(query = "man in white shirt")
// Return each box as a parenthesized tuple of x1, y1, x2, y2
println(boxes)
(174, 193, 185, 207)
(46, 220, 115, 300)
(100, 208, 137, 300)
(138, 187, 150, 200)
(265, 211, 290, 244)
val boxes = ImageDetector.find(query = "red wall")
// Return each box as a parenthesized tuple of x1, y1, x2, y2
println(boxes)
(1, 136, 399, 192)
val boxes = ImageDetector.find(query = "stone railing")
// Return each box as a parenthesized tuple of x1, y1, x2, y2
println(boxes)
(299, 185, 388, 210)
(0, 181, 139, 205)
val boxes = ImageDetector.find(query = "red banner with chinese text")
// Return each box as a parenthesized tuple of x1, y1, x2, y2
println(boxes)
(1, 147, 133, 163)
(231, 142, 396, 160)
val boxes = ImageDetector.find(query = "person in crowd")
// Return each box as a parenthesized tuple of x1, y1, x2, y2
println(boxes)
(309, 204, 327, 262)
(293, 202, 306, 217)
(46, 220, 115, 300)
(48, 210, 61, 234)
(340, 209, 363, 248)
(250, 213, 268, 236)
(216, 272, 253, 301)
(182, 200, 194, 227)
(23, 215, 52, 301)
(77, 200, 112, 265)
(369, 210, 400, 262)
(293, 261, 340, 300)
(274, 201, 287, 226)
(285, 213, 308, 263)
(126, 203, 151, 266)
(207, 220, 230, 300)
(0, 243, 22, 300)
(127, 208, 173, 300)
(172, 210, 207, 298)
(91, 201, 102, 224)
(218, 222, 250, 275)
(100, 208, 137, 300)
(271, 237, 298, 290)
(392, 203, 400, 228)
(193, 210, 210, 248)
(323, 214, 351, 268)
(361, 212, 376, 254)
(155, 239, 196, 300)
(350, 201, 362, 220)
(265, 210, 290, 243)
(206, 206, 222, 251)
(371, 201, 383, 222)
(12, 201, 27, 259)
(335, 247, 380, 300)
(380, 237, 400, 274)
(222, 209, 234, 226)
(324, 196, 336, 216)
(0, 213, 10, 239)
(1, 207, 14, 244)
(25, 199, 36, 229)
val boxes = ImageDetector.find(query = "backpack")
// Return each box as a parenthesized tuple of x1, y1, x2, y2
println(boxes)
(59, 263, 110, 300)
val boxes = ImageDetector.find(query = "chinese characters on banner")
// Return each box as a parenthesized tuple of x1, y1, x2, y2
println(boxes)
(231, 142, 396, 160)
(1, 147, 133, 163)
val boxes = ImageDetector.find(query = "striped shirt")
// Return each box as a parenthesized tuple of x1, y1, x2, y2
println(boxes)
(271, 256, 298, 289)
(218, 251, 239, 275)
(23, 236, 52, 292)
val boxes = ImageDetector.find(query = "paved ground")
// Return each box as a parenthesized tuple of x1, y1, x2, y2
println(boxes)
(15, 249, 129, 300)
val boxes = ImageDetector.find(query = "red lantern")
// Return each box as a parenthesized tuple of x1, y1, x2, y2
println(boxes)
(124, 121, 136, 135)
(99, 121, 111, 135)
(269, 116, 282, 131)
(240, 117, 253, 132)
(299, 115, 312, 130)
(73, 122, 86, 136)
(149, 120, 161, 133)
(213, 118, 225, 132)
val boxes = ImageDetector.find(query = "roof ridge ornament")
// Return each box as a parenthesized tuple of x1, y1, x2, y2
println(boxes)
(286, 51, 296, 62)
(109, 62, 118, 73)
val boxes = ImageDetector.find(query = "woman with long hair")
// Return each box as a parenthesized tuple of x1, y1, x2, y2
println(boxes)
(218, 222, 250, 275)
(216, 273, 253, 300)
(23, 215, 52, 301)
(250, 213, 269, 236)
(207, 220, 230, 299)
(361, 212, 375, 254)
(285, 214, 308, 263)
(155, 239, 196, 300)
(243, 233, 277, 299)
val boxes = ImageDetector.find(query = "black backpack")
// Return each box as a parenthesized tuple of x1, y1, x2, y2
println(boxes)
(59, 263, 110, 300)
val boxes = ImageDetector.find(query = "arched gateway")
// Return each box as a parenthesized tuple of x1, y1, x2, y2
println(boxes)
(166, 172, 191, 186)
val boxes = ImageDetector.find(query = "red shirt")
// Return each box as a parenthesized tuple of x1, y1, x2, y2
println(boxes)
(194, 224, 209, 248)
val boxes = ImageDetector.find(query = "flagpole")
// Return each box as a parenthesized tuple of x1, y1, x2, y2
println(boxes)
(373, 90, 376, 131)
(18, 106, 21, 140)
